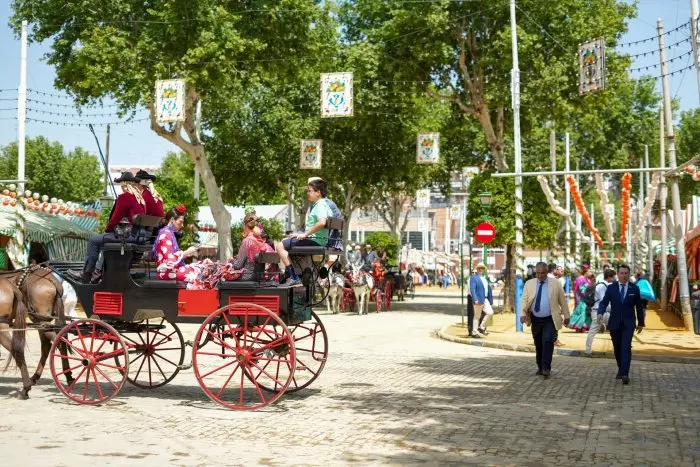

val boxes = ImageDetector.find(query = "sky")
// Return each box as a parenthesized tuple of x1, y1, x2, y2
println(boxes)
(0, 0, 697, 168)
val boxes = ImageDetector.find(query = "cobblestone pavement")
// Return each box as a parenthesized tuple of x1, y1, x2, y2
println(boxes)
(0, 296, 699, 466)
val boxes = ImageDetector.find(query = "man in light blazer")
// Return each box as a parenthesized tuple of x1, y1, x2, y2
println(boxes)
(519, 262, 570, 378)
(469, 263, 493, 336)
(597, 264, 645, 385)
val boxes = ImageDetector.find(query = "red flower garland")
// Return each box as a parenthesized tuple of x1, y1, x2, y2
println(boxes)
(619, 173, 633, 245)
(566, 176, 604, 249)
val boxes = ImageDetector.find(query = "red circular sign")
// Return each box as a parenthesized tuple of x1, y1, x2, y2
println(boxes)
(474, 222, 497, 244)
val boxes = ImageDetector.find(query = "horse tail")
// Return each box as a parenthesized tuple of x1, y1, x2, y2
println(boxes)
(53, 286, 66, 327)
(6, 285, 28, 371)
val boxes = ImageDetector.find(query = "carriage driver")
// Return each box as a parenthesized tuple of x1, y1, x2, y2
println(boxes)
(275, 178, 334, 285)
(68, 172, 146, 283)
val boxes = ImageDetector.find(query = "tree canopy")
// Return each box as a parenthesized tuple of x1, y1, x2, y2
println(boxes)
(0, 136, 102, 202)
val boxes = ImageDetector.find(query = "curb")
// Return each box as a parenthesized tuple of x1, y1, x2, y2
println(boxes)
(437, 326, 700, 365)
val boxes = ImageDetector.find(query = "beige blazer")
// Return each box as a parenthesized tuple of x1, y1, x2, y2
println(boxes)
(520, 277, 570, 330)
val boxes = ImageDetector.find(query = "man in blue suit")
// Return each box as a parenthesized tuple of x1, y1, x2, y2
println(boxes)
(469, 263, 493, 336)
(597, 264, 645, 385)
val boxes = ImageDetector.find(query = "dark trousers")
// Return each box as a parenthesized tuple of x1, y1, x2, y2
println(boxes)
(610, 322, 635, 376)
(531, 316, 557, 371)
(467, 295, 475, 333)
(83, 232, 116, 274)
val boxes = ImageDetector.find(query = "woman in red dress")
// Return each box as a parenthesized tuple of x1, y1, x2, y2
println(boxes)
(154, 205, 200, 282)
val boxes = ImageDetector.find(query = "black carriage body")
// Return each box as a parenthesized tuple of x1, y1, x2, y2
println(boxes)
(60, 245, 300, 325)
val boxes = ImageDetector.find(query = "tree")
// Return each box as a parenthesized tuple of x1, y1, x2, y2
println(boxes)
(12, 0, 336, 260)
(364, 231, 399, 264)
(156, 152, 202, 249)
(675, 108, 700, 206)
(0, 136, 102, 202)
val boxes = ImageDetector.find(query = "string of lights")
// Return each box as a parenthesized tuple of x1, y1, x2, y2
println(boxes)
(26, 97, 123, 109)
(614, 20, 690, 48)
(628, 49, 693, 72)
(625, 37, 691, 59)
(26, 107, 148, 119)
(26, 116, 150, 127)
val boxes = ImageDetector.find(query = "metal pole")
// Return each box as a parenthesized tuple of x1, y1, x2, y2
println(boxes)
(590, 202, 596, 271)
(658, 18, 694, 330)
(660, 107, 668, 312)
(565, 133, 571, 278)
(575, 162, 582, 269)
(690, 0, 700, 103)
(460, 242, 465, 326)
(17, 20, 27, 194)
(511, 0, 524, 330)
(646, 145, 654, 281)
(103, 124, 110, 196)
(550, 129, 557, 186)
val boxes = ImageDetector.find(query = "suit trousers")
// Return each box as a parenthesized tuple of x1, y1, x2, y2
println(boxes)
(83, 232, 117, 274)
(467, 295, 475, 333)
(531, 316, 557, 371)
(610, 321, 635, 376)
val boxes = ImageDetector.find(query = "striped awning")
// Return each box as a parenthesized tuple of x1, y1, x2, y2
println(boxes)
(653, 243, 677, 255)
(0, 205, 95, 243)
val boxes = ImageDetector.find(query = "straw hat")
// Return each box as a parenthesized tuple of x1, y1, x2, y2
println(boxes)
(475, 262, 487, 270)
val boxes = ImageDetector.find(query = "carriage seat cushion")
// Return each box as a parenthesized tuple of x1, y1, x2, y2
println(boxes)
(143, 279, 186, 289)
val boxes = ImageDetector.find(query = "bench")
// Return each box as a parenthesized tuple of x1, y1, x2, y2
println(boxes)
(288, 217, 345, 256)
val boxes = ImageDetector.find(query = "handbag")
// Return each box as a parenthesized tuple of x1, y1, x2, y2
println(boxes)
(637, 278, 656, 302)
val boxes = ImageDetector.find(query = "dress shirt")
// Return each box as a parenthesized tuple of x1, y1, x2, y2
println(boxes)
(480, 275, 489, 299)
(530, 280, 551, 318)
(593, 282, 611, 314)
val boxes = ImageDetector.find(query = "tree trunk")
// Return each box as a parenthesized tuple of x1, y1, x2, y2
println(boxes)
(503, 243, 516, 313)
(149, 88, 232, 261)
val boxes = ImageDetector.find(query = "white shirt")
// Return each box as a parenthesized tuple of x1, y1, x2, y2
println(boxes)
(593, 282, 611, 314)
(479, 275, 488, 296)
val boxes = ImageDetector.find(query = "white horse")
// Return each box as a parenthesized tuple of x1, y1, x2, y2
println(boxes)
(322, 272, 345, 314)
(350, 268, 373, 315)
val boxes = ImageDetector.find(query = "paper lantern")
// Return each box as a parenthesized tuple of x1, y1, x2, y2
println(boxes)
(2, 189, 8, 196)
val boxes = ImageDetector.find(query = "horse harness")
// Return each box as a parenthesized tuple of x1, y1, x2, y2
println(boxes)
(12, 265, 64, 323)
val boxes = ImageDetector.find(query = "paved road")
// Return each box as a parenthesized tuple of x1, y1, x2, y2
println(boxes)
(0, 295, 699, 466)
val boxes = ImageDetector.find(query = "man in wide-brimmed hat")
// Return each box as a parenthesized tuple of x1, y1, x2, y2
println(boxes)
(68, 171, 146, 282)
(136, 169, 164, 217)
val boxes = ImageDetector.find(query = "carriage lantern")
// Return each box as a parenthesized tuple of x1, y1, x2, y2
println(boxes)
(99, 194, 116, 211)
(478, 192, 492, 210)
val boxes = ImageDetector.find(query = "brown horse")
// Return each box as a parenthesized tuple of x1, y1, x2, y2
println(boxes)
(0, 278, 32, 398)
(3, 265, 73, 386)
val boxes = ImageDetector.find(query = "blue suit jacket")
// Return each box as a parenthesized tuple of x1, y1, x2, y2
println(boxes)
(469, 274, 493, 304)
(597, 281, 645, 330)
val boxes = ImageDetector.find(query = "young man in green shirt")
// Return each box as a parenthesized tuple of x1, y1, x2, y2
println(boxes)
(276, 178, 333, 284)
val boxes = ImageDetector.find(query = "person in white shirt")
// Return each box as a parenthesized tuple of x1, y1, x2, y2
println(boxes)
(595, 263, 612, 284)
(584, 268, 616, 356)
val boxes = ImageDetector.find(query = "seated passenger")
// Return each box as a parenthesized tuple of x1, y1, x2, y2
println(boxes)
(307, 176, 342, 249)
(275, 178, 333, 285)
(155, 209, 266, 287)
(136, 169, 164, 217)
(68, 171, 146, 282)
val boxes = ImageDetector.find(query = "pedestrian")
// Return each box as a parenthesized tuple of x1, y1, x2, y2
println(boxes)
(469, 263, 493, 336)
(465, 271, 481, 338)
(519, 262, 570, 378)
(568, 270, 594, 332)
(595, 263, 612, 283)
(597, 264, 645, 385)
(573, 264, 590, 306)
(584, 268, 615, 356)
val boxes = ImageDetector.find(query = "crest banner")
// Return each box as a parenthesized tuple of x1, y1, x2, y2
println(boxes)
(300, 140, 322, 169)
(155, 79, 186, 123)
(321, 72, 353, 117)
(579, 38, 606, 95)
(416, 189, 430, 209)
(417, 133, 440, 164)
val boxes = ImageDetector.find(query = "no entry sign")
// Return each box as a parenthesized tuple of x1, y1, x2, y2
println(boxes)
(474, 222, 496, 244)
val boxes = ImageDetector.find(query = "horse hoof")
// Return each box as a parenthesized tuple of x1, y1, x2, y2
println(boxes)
(30, 375, 39, 386)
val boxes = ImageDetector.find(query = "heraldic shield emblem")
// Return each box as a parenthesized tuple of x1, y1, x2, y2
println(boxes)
(321, 72, 353, 117)
(416, 133, 440, 164)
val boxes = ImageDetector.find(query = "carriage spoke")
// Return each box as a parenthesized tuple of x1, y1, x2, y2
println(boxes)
(249, 370, 268, 404)
(151, 330, 177, 348)
(50, 353, 84, 363)
(250, 361, 288, 388)
(59, 336, 86, 358)
(54, 362, 83, 377)
(74, 326, 89, 354)
(200, 359, 237, 379)
(221, 313, 243, 348)
(205, 328, 236, 352)
(89, 323, 96, 353)
(152, 351, 180, 368)
(90, 368, 104, 400)
(249, 316, 272, 345)
(134, 351, 148, 382)
(94, 364, 120, 389)
(150, 354, 169, 382)
(215, 362, 241, 398)
(66, 367, 86, 392)
(82, 369, 90, 401)
(239, 368, 245, 406)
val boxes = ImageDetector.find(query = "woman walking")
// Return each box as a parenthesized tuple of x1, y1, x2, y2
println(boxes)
(568, 271, 594, 332)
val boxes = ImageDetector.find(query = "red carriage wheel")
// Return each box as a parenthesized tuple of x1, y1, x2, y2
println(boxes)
(384, 281, 392, 311)
(257, 310, 328, 393)
(192, 303, 296, 410)
(115, 318, 185, 389)
(49, 319, 129, 405)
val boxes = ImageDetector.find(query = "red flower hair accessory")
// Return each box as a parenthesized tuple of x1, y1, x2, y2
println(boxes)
(175, 204, 187, 215)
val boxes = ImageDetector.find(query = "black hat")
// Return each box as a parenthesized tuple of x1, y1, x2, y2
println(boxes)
(135, 169, 157, 181)
(114, 171, 141, 183)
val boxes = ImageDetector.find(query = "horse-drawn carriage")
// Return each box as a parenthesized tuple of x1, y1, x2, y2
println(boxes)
(1, 214, 344, 410)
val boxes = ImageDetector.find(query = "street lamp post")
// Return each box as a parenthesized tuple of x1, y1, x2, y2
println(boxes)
(479, 191, 492, 269)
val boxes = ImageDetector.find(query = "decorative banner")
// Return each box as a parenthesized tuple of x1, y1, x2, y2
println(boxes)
(299, 140, 322, 169)
(579, 38, 606, 95)
(449, 204, 461, 220)
(619, 173, 633, 246)
(595, 174, 615, 242)
(416, 133, 440, 164)
(566, 175, 603, 248)
(321, 72, 353, 117)
(416, 189, 430, 209)
(155, 79, 186, 123)
(536, 175, 570, 217)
